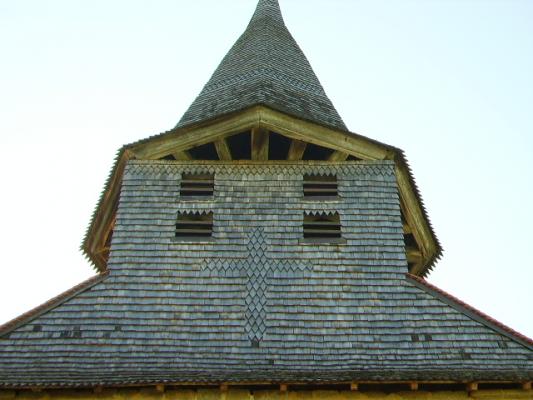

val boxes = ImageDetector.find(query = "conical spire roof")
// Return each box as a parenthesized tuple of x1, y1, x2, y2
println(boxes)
(177, 0, 347, 131)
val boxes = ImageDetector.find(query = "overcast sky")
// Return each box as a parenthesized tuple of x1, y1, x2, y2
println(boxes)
(0, 0, 532, 339)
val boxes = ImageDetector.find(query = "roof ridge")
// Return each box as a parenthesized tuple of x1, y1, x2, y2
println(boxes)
(406, 273, 533, 350)
(0, 272, 109, 338)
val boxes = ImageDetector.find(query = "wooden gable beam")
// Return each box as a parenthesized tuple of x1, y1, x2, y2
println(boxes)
(214, 138, 232, 161)
(328, 150, 349, 162)
(172, 150, 192, 161)
(251, 127, 269, 161)
(287, 139, 307, 161)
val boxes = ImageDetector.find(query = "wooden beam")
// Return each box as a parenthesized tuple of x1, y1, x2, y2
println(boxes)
(287, 139, 307, 161)
(409, 382, 419, 391)
(406, 247, 423, 264)
(251, 127, 269, 160)
(467, 382, 478, 392)
(328, 150, 349, 162)
(350, 382, 359, 391)
(214, 138, 232, 161)
(172, 150, 193, 161)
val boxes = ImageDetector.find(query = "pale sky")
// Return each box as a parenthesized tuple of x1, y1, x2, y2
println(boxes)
(0, 0, 532, 339)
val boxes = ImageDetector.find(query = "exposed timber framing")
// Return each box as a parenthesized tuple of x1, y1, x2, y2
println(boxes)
(172, 150, 193, 161)
(251, 127, 269, 161)
(287, 139, 307, 161)
(214, 138, 232, 161)
(328, 150, 349, 162)
(84, 105, 440, 276)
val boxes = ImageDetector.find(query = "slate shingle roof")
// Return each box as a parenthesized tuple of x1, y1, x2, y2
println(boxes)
(177, 0, 347, 131)
(1, 161, 531, 388)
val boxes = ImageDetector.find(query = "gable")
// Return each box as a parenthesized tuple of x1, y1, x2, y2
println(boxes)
(83, 106, 440, 277)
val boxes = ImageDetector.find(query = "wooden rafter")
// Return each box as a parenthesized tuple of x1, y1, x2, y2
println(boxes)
(86, 106, 439, 275)
(287, 139, 307, 161)
(407, 247, 423, 264)
(214, 138, 232, 161)
(172, 150, 193, 161)
(251, 127, 269, 161)
(328, 150, 349, 162)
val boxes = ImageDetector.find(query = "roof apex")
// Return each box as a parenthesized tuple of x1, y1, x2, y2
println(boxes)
(248, 0, 284, 26)
(176, 0, 347, 131)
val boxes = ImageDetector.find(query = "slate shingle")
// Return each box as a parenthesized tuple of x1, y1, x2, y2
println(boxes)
(0, 161, 531, 387)
(177, 0, 347, 131)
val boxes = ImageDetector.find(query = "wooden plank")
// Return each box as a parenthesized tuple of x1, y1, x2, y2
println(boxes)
(406, 247, 423, 264)
(214, 138, 232, 161)
(328, 150, 349, 162)
(287, 139, 307, 160)
(172, 150, 193, 161)
(252, 127, 269, 160)
(467, 382, 478, 392)
(258, 107, 391, 160)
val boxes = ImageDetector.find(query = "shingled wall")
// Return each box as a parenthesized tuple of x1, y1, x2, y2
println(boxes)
(1, 160, 532, 387)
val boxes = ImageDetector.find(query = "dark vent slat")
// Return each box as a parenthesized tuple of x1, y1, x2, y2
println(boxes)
(180, 173, 215, 198)
(303, 174, 338, 198)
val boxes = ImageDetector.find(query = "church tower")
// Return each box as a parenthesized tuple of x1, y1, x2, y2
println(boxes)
(1, 0, 531, 398)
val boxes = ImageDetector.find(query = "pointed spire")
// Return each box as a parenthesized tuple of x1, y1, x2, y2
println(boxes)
(248, 0, 284, 26)
(177, 0, 347, 131)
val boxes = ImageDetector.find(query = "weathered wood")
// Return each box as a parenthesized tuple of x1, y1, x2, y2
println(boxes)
(214, 138, 232, 161)
(467, 382, 478, 392)
(172, 150, 193, 161)
(287, 139, 307, 160)
(406, 247, 423, 264)
(396, 161, 439, 275)
(328, 150, 349, 162)
(252, 127, 269, 160)
(86, 105, 439, 276)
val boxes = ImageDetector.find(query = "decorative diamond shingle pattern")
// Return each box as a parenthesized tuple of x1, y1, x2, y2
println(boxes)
(203, 227, 311, 342)
(177, 0, 347, 131)
(0, 161, 531, 388)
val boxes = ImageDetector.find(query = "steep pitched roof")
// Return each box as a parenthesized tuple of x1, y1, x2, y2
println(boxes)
(1, 162, 531, 388)
(177, 0, 347, 131)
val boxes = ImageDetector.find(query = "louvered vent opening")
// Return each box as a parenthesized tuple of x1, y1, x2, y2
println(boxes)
(303, 212, 341, 240)
(180, 173, 214, 197)
(175, 212, 213, 239)
(303, 174, 338, 198)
